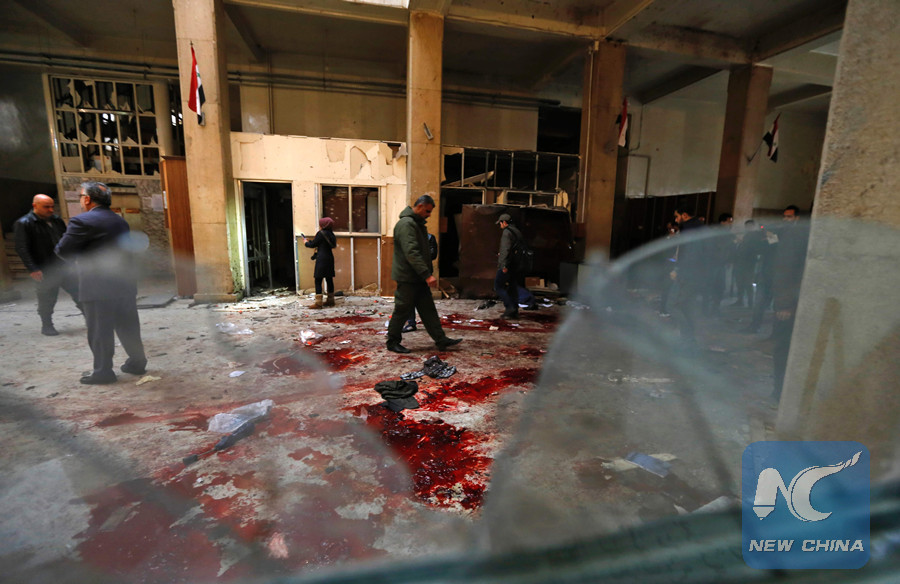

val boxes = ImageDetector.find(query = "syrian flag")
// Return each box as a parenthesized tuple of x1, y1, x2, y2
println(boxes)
(763, 114, 779, 162)
(188, 45, 206, 126)
(617, 98, 628, 148)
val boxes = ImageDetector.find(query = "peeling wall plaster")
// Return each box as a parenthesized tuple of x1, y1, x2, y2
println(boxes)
(232, 132, 407, 233)
(231, 132, 408, 288)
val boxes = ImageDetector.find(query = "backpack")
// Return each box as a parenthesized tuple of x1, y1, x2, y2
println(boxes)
(512, 229, 534, 273)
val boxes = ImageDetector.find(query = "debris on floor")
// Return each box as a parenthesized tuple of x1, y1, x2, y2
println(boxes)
(374, 380, 420, 412)
(401, 355, 457, 380)
(182, 418, 259, 466)
(625, 452, 672, 478)
(135, 375, 161, 386)
(207, 399, 274, 433)
(215, 322, 253, 335)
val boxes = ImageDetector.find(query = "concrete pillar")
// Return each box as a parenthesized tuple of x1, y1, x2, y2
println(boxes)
(153, 81, 175, 156)
(714, 65, 773, 222)
(173, 0, 238, 302)
(776, 0, 900, 476)
(406, 11, 443, 270)
(577, 41, 626, 254)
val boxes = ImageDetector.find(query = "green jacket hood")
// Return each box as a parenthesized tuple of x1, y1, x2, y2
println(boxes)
(399, 206, 423, 223)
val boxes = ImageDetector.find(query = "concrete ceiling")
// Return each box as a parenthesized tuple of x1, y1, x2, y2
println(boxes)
(0, 0, 844, 114)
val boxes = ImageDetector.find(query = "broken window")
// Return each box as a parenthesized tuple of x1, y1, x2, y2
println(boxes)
(49, 76, 162, 176)
(321, 185, 380, 233)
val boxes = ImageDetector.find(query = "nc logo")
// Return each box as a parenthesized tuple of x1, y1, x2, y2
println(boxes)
(753, 451, 862, 522)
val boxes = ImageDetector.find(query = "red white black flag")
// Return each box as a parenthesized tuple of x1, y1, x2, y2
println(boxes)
(763, 114, 779, 162)
(188, 45, 206, 126)
(617, 98, 628, 148)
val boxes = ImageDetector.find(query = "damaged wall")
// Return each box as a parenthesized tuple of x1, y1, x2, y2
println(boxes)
(231, 132, 407, 291)
(627, 98, 826, 213)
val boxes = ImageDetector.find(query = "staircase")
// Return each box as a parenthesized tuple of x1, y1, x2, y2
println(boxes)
(4, 233, 30, 280)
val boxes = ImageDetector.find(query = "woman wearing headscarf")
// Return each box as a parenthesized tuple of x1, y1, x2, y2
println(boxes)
(302, 217, 337, 308)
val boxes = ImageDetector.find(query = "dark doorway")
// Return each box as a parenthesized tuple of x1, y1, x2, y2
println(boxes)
(242, 182, 294, 295)
(439, 188, 485, 277)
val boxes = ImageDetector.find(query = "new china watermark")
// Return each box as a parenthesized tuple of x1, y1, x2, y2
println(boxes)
(742, 441, 869, 569)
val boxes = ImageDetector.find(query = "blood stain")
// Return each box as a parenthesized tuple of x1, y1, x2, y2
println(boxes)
(95, 412, 140, 427)
(75, 478, 232, 583)
(519, 346, 546, 357)
(349, 406, 489, 510)
(168, 414, 209, 432)
(320, 347, 368, 371)
(425, 368, 538, 408)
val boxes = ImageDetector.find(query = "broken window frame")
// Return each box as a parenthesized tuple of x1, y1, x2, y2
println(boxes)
(442, 146, 578, 211)
(317, 184, 382, 292)
(49, 75, 159, 177)
(319, 185, 381, 235)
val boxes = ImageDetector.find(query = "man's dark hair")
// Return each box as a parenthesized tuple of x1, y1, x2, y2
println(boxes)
(718, 212, 733, 223)
(81, 181, 112, 207)
(414, 194, 435, 207)
(784, 204, 800, 214)
(673, 198, 692, 216)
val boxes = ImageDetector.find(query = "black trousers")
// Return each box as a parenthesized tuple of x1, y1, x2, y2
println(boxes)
(36, 264, 80, 323)
(314, 277, 333, 295)
(674, 279, 701, 341)
(494, 268, 519, 314)
(83, 297, 146, 378)
(386, 281, 448, 346)
(772, 313, 796, 399)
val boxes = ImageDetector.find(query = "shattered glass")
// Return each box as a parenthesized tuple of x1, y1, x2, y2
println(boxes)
(2, 218, 899, 583)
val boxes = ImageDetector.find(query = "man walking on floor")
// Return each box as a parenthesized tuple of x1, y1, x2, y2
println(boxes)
(55, 182, 147, 384)
(385, 194, 461, 354)
(14, 194, 81, 335)
(495, 213, 523, 320)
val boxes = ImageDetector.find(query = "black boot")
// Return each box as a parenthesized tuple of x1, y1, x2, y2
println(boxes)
(40, 316, 58, 336)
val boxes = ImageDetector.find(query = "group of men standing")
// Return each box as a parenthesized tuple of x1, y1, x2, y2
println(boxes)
(668, 202, 809, 396)
(14, 182, 146, 385)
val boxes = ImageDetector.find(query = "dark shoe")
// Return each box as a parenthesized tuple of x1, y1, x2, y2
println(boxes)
(386, 343, 411, 354)
(41, 324, 59, 336)
(501, 311, 519, 319)
(436, 338, 462, 350)
(401, 322, 417, 333)
(323, 293, 336, 307)
(80, 373, 117, 385)
(121, 362, 147, 375)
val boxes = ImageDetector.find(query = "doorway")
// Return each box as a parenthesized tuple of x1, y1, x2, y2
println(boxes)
(242, 182, 294, 295)
(439, 188, 485, 277)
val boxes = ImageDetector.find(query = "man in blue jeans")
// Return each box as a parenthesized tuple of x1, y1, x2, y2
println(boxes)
(495, 213, 523, 320)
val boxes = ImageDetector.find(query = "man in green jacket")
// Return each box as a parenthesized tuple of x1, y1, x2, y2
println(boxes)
(386, 194, 462, 354)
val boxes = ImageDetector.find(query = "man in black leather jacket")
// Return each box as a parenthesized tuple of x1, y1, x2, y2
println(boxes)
(14, 194, 80, 335)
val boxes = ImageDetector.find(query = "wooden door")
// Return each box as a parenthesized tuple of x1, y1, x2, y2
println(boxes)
(160, 156, 197, 297)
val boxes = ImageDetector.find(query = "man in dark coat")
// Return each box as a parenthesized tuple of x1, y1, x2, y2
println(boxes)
(671, 202, 707, 342)
(55, 182, 147, 384)
(495, 213, 524, 319)
(771, 205, 809, 399)
(14, 194, 81, 335)
(385, 194, 461, 354)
